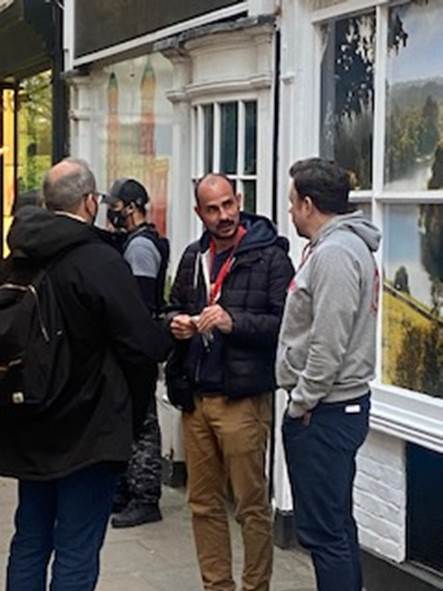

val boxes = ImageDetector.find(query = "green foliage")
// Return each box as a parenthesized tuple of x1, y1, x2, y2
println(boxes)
(18, 71, 52, 193)
(395, 317, 443, 398)
(394, 266, 410, 294)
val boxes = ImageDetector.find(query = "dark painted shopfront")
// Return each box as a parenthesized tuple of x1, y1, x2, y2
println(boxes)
(0, 0, 66, 256)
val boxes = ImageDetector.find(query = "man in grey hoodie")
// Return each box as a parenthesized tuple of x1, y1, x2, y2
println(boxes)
(276, 158, 381, 591)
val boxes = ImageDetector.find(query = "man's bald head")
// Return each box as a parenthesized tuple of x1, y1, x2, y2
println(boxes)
(43, 158, 96, 213)
(194, 173, 235, 206)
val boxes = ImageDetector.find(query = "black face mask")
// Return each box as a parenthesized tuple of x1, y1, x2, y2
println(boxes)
(107, 208, 127, 229)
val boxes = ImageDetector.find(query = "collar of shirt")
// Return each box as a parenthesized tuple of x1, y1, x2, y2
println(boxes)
(55, 211, 87, 224)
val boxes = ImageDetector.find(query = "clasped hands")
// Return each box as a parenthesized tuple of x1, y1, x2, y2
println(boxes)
(170, 305, 233, 340)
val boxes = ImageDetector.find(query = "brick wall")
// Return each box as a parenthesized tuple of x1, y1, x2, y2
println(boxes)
(355, 431, 407, 563)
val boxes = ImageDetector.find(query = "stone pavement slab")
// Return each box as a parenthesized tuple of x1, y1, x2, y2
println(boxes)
(0, 478, 315, 590)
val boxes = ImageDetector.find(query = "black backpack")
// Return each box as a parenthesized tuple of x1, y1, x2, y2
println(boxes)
(0, 255, 71, 413)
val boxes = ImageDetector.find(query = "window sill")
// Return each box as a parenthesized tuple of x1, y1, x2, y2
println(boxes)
(370, 383, 443, 453)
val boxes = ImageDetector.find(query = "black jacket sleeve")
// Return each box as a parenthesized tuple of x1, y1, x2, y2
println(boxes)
(135, 275, 157, 313)
(168, 247, 194, 314)
(227, 248, 294, 349)
(89, 254, 172, 364)
(83, 249, 172, 432)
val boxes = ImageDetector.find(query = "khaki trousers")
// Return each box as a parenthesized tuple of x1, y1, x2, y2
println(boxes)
(182, 393, 273, 591)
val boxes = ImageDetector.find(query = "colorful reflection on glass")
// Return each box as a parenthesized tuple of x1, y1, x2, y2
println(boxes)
(385, 1, 443, 191)
(382, 204, 442, 397)
(98, 54, 173, 236)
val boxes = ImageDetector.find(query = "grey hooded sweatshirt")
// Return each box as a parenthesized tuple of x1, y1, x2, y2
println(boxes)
(276, 211, 381, 417)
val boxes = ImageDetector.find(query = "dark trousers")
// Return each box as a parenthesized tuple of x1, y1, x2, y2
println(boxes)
(114, 394, 162, 507)
(7, 463, 118, 591)
(282, 394, 370, 591)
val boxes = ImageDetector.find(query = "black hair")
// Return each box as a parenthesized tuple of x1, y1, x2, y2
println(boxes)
(289, 158, 352, 214)
(193, 173, 234, 205)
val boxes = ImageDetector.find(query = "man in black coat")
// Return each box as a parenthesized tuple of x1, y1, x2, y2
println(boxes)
(0, 158, 171, 591)
(169, 173, 294, 591)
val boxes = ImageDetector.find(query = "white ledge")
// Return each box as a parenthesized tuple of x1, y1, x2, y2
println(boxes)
(185, 74, 273, 100)
(370, 383, 443, 453)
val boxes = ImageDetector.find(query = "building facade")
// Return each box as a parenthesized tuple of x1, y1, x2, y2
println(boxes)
(63, 1, 442, 589)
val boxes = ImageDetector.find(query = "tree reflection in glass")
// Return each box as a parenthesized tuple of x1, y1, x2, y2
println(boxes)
(320, 13, 375, 190)
(382, 204, 442, 398)
(385, 1, 443, 191)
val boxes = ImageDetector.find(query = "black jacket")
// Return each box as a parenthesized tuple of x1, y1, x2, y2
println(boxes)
(170, 212, 294, 399)
(0, 206, 171, 481)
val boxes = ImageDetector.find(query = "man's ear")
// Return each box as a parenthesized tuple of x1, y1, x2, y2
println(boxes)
(235, 193, 242, 208)
(194, 204, 202, 221)
(304, 195, 314, 215)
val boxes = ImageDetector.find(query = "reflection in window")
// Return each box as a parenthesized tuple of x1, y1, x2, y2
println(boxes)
(244, 101, 257, 175)
(203, 104, 214, 175)
(320, 13, 375, 190)
(220, 102, 238, 174)
(382, 204, 442, 398)
(354, 202, 371, 220)
(17, 71, 52, 199)
(243, 180, 257, 213)
(193, 100, 258, 212)
(385, 1, 443, 191)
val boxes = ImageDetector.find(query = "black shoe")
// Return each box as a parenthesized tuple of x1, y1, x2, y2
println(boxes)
(111, 500, 127, 514)
(111, 502, 162, 528)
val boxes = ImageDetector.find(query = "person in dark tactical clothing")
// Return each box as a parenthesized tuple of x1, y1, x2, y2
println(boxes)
(105, 178, 169, 528)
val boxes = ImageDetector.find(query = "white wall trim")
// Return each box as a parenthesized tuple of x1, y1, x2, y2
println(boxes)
(185, 75, 273, 101)
(71, 3, 249, 69)
(310, 0, 387, 24)
(371, 384, 443, 453)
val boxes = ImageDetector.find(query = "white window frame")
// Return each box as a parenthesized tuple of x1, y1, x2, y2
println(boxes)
(190, 86, 274, 222)
(279, 0, 443, 451)
(192, 97, 259, 212)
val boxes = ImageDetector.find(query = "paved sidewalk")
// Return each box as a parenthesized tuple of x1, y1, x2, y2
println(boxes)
(0, 477, 315, 590)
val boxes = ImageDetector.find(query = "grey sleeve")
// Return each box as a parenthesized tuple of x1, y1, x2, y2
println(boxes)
(124, 236, 162, 279)
(290, 245, 360, 413)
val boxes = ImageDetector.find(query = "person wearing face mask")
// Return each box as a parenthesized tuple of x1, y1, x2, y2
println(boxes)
(104, 178, 169, 528)
(0, 158, 172, 591)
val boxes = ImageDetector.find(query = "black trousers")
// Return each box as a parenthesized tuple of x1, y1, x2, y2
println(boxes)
(282, 393, 370, 591)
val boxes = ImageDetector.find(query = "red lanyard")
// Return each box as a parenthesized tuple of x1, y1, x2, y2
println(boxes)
(208, 226, 247, 305)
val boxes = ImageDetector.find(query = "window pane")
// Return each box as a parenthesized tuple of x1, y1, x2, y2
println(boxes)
(320, 14, 375, 190)
(220, 102, 238, 174)
(382, 204, 442, 397)
(385, 2, 443, 191)
(203, 104, 214, 174)
(352, 201, 371, 220)
(243, 181, 256, 213)
(244, 101, 257, 175)
(17, 71, 52, 198)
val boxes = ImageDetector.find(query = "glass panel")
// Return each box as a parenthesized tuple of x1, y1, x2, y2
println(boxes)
(92, 54, 173, 235)
(244, 101, 257, 175)
(220, 102, 238, 175)
(352, 201, 371, 219)
(243, 181, 257, 213)
(385, 1, 443, 191)
(2, 89, 16, 257)
(17, 71, 52, 200)
(320, 13, 375, 190)
(203, 104, 214, 174)
(382, 204, 442, 398)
